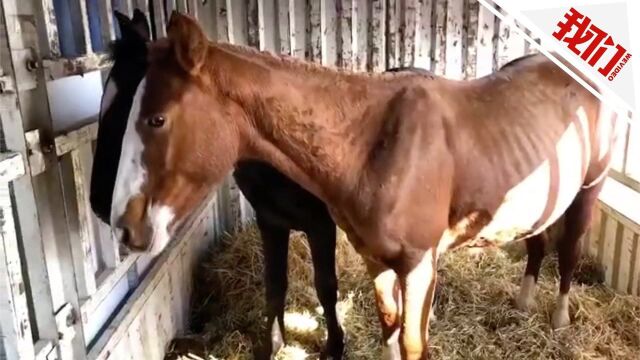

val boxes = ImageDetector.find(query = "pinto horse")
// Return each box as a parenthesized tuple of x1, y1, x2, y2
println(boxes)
(89, 10, 435, 359)
(109, 12, 623, 360)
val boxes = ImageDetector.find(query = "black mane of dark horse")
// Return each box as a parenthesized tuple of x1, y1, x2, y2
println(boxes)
(89, 10, 435, 360)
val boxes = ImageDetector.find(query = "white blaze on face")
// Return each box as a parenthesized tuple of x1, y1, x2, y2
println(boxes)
(146, 204, 175, 256)
(111, 77, 147, 227)
(110, 77, 175, 255)
(99, 75, 118, 121)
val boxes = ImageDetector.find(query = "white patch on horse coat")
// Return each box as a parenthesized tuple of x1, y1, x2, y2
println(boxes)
(146, 204, 175, 256)
(111, 78, 147, 230)
(477, 112, 590, 242)
(99, 75, 118, 121)
(382, 328, 401, 360)
(552, 293, 571, 329)
(402, 250, 436, 356)
(515, 275, 537, 311)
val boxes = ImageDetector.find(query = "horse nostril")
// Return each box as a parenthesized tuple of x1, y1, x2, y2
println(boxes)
(121, 227, 132, 247)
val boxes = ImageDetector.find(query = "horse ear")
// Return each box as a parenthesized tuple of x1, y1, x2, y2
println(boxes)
(131, 9, 151, 41)
(166, 11, 208, 75)
(114, 10, 131, 32)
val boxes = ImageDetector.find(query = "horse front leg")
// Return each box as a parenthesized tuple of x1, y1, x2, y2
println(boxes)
(306, 221, 345, 359)
(255, 216, 290, 360)
(397, 248, 438, 360)
(364, 258, 403, 360)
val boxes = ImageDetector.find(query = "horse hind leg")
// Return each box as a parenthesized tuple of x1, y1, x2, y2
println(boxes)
(306, 221, 345, 359)
(553, 181, 605, 329)
(515, 233, 548, 312)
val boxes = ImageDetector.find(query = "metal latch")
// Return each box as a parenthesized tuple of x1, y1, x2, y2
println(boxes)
(54, 303, 77, 341)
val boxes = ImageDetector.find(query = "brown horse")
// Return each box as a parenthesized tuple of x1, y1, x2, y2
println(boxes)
(110, 12, 623, 359)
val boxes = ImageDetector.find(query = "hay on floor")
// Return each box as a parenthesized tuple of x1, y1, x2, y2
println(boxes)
(165, 225, 640, 360)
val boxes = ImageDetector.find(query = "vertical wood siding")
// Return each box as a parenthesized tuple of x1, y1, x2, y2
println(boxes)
(1, 1, 638, 360)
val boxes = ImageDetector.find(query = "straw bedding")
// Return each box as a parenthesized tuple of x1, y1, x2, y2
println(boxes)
(165, 225, 640, 360)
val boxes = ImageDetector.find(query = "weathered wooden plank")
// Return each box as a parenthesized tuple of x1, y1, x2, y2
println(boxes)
(475, 3, 494, 77)
(0, 152, 24, 182)
(247, 0, 260, 48)
(610, 221, 625, 291)
(227, 0, 248, 45)
(386, 0, 399, 69)
(370, 0, 386, 72)
(585, 205, 603, 257)
(614, 227, 637, 293)
(55, 122, 98, 156)
(413, 0, 432, 71)
(432, 0, 446, 75)
(276, 0, 290, 54)
(151, 0, 167, 38)
(496, 19, 525, 68)
(400, 0, 417, 67)
(215, 0, 229, 42)
(33, 0, 61, 58)
(43, 53, 112, 80)
(321, 0, 338, 66)
(352, 0, 368, 71)
(0, 182, 35, 360)
(445, 0, 464, 79)
(309, 0, 322, 63)
(464, 0, 479, 79)
(97, 0, 116, 45)
(339, 0, 353, 69)
(258, 0, 277, 51)
(602, 216, 619, 285)
(289, 0, 306, 59)
(628, 233, 640, 295)
(60, 147, 98, 298)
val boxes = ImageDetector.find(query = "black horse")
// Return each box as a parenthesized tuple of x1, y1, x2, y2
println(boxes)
(89, 9, 434, 359)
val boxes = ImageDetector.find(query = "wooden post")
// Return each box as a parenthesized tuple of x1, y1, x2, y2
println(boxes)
(321, 0, 338, 67)
(370, 0, 386, 72)
(352, 0, 368, 71)
(445, 0, 464, 79)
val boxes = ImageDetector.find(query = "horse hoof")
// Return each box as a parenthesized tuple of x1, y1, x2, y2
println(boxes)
(382, 340, 401, 360)
(515, 294, 536, 312)
(551, 308, 571, 329)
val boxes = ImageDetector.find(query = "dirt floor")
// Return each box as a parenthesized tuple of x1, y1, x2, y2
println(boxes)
(165, 226, 640, 360)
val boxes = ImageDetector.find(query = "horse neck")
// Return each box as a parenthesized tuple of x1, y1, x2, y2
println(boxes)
(208, 45, 402, 202)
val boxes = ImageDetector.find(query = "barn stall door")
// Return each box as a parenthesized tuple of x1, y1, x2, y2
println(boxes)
(1, 1, 637, 360)
(0, 0, 243, 359)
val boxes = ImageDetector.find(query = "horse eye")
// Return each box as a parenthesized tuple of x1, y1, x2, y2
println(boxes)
(147, 115, 166, 128)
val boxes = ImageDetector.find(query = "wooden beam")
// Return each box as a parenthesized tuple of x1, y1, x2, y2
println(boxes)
(0, 152, 25, 182)
(43, 53, 112, 80)
(55, 122, 99, 156)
